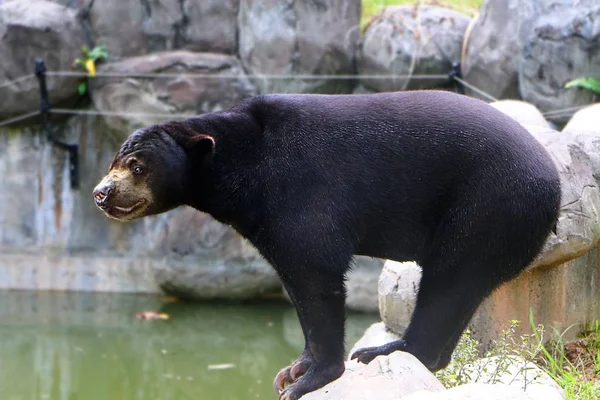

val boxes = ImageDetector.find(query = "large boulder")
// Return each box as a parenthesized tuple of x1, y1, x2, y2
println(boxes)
(53, 0, 239, 59)
(488, 100, 551, 129)
(519, 5, 600, 118)
(462, 0, 596, 101)
(358, 5, 470, 92)
(301, 353, 445, 400)
(563, 104, 600, 183)
(90, 51, 256, 133)
(378, 261, 421, 334)
(402, 383, 557, 400)
(238, 0, 360, 94)
(149, 207, 280, 300)
(458, 356, 564, 400)
(0, 0, 85, 118)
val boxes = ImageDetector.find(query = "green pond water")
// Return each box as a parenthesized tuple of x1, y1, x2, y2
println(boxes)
(0, 291, 379, 400)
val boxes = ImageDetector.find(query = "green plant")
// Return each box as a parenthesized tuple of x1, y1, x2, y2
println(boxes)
(564, 77, 600, 95)
(436, 314, 600, 399)
(73, 45, 108, 95)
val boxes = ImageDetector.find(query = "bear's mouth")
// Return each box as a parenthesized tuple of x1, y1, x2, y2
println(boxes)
(104, 199, 147, 220)
(113, 199, 146, 214)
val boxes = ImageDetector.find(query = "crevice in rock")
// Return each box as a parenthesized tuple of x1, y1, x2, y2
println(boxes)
(76, 0, 97, 49)
(173, 0, 189, 49)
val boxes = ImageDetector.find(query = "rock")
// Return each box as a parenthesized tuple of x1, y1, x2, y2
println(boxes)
(458, 356, 564, 400)
(70, 0, 239, 59)
(90, 51, 256, 133)
(378, 261, 422, 334)
(563, 104, 600, 183)
(0, 0, 85, 118)
(181, 0, 239, 54)
(489, 100, 551, 129)
(525, 124, 600, 269)
(348, 322, 401, 360)
(358, 5, 470, 92)
(301, 353, 445, 400)
(462, 0, 596, 101)
(401, 383, 546, 400)
(149, 207, 280, 300)
(345, 257, 385, 312)
(238, 0, 360, 94)
(519, 5, 600, 119)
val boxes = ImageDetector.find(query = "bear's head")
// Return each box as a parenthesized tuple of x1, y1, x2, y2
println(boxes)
(92, 122, 214, 221)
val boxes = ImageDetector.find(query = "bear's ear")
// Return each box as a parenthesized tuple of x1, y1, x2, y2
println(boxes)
(190, 133, 215, 166)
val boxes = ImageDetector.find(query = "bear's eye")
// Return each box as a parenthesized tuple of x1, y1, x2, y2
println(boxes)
(132, 165, 144, 175)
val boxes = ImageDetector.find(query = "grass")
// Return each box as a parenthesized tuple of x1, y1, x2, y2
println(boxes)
(436, 316, 600, 399)
(361, 0, 483, 29)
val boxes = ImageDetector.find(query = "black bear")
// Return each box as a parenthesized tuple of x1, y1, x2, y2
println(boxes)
(93, 90, 561, 400)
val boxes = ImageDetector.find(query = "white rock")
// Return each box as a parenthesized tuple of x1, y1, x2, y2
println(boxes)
(348, 322, 401, 361)
(378, 261, 421, 334)
(302, 352, 445, 400)
(489, 100, 551, 129)
(460, 356, 564, 400)
(523, 124, 600, 268)
(401, 383, 540, 400)
(563, 104, 600, 185)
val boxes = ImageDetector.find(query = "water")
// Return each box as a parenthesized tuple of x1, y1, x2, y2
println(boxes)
(0, 291, 379, 400)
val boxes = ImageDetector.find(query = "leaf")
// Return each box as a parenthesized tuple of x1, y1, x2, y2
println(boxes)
(564, 77, 600, 95)
(78, 82, 87, 96)
(207, 363, 236, 370)
(89, 46, 108, 61)
(81, 45, 89, 54)
(136, 311, 170, 320)
(85, 59, 96, 77)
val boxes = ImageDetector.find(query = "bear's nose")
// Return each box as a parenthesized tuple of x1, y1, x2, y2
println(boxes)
(93, 183, 114, 207)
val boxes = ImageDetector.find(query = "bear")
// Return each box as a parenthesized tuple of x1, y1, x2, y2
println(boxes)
(93, 90, 561, 400)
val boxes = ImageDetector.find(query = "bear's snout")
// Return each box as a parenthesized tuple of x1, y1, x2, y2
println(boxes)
(93, 181, 114, 209)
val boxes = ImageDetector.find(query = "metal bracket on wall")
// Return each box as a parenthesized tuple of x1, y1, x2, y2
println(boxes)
(35, 59, 79, 189)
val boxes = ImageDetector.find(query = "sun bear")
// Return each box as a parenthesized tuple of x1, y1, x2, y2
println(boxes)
(93, 90, 561, 400)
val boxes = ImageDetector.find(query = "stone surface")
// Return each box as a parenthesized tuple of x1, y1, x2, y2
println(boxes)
(462, 0, 596, 101)
(525, 124, 600, 269)
(0, 0, 85, 118)
(345, 257, 385, 312)
(301, 353, 445, 400)
(238, 0, 360, 94)
(563, 104, 600, 184)
(489, 100, 551, 129)
(90, 51, 256, 133)
(348, 322, 401, 361)
(379, 261, 421, 334)
(460, 356, 564, 400)
(401, 383, 545, 400)
(519, 5, 600, 118)
(53, 0, 239, 59)
(358, 5, 470, 92)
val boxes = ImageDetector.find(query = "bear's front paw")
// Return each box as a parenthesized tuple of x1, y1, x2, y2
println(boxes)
(278, 362, 344, 400)
(274, 352, 313, 393)
(350, 340, 406, 364)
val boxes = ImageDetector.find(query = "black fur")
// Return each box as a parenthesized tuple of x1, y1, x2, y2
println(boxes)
(109, 91, 561, 400)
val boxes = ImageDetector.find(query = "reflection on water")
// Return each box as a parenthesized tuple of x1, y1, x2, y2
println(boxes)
(0, 291, 378, 400)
